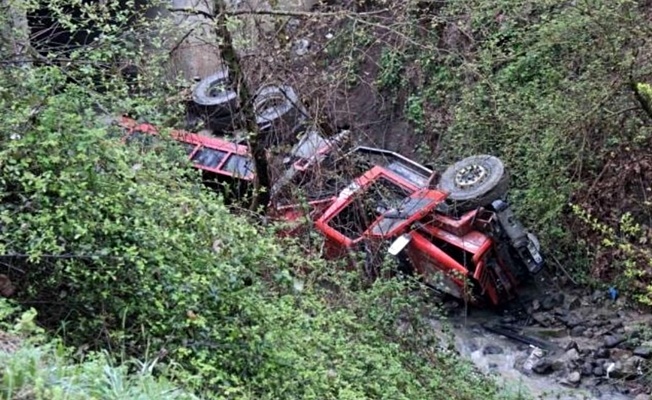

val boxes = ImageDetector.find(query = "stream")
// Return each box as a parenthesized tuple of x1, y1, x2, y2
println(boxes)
(433, 280, 652, 400)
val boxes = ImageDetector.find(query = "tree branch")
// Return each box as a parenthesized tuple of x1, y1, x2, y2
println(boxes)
(169, 7, 388, 18)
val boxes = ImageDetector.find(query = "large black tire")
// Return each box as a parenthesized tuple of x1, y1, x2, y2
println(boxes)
(437, 155, 510, 212)
(191, 68, 239, 120)
(254, 84, 308, 139)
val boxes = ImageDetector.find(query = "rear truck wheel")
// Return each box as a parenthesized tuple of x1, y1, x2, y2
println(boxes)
(191, 68, 239, 130)
(254, 84, 308, 145)
(437, 155, 510, 212)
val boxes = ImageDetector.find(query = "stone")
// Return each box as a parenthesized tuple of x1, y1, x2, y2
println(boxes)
(531, 312, 553, 327)
(593, 366, 605, 376)
(611, 320, 624, 330)
(482, 345, 504, 355)
(567, 296, 582, 310)
(565, 341, 579, 351)
(633, 346, 652, 359)
(293, 39, 310, 56)
(621, 355, 644, 378)
(634, 394, 651, 400)
(594, 347, 610, 359)
(532, 358, 554, 375)
(581, 362, 593, 377)
(541, 292, 565, 311)
(605, 361, 623, 379)
(571, 325, 587, 337)
(562, 348, 581, 363)
(604, 334, 626, 348)
(592, 289, 605, 303)
(531, 299, 541, 311)
(558, 314, 583, 328)
(567, 371, 582, 385)
(583, 329, 595, 338)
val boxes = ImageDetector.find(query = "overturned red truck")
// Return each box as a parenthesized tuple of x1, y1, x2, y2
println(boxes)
(114, 75, 544, 307)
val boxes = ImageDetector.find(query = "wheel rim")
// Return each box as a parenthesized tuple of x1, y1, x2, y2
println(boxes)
(454, 164, 488, 188)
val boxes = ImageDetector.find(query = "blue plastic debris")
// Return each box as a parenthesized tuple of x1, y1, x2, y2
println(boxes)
(608, 287, 618, 301)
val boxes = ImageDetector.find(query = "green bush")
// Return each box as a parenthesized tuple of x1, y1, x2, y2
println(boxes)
(0, 300, 198, 400)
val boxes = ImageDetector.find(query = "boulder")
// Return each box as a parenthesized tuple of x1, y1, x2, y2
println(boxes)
(621, 355, 644, 378)
(571, 325, 587, 337)
(593, 365, 605, 377)
(594, 347, 610, 359)
(566, 371, 581, 386)
(604, 334, 626, 348)
(633, 346, 652, 359)
(566, 296, 582, 310)
(540, 292, 565, 311)
(532, 358, 554, 375)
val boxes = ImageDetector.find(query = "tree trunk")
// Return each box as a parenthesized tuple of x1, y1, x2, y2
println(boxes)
(215, 0, 271, 213)
(144, 0, 223, 81)
(1, 0, 31, 66)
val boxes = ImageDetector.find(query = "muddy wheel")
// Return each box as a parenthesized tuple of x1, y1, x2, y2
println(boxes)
(438, 155, 509, 212)
(192, 68, 239, 118)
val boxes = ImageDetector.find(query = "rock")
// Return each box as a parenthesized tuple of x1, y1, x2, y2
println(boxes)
(566, 371, 581, 386)
(633, 346, 652, 359)
(604, 334, 626, 348)
(571, 325, 587, 337)
(567, 296, 582, 310)
(594, 347, 610, 359)
(558, 313, 583, 328)
(531, 299, 541, 312)
(581, 362, 593, 376)
(531, 312, 554, 327)
(562, 348, 581, 363)
(583, 329, 595, 338)
(293, 39, 310, 56)
(611, 320, 624, 330)
(482, 345, 504, 355)
(532, 358, 554, 375)
(541, 292, 565, 311)
(634, 394, 651, 400)
(554, 308, 568, 317)
(592, 289, 605, 303)
(605, 361, 623, 378)
(593, 365, 605, 376)
(565, 341, 579, 351)
(622, 355, 644, 378)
